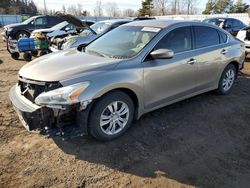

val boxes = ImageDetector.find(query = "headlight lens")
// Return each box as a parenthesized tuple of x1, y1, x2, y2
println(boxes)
(35, 82, 90, 105)
(7, 28, 13, 32)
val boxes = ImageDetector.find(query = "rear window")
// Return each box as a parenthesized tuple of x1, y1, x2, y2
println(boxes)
(194, 26, 220, 48)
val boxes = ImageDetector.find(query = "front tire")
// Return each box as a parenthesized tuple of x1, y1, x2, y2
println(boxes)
(217, 64, 236, 95)
(16, 31, 30, 40)
(89, 91, 134, 141)
(23, 52, 32, 61)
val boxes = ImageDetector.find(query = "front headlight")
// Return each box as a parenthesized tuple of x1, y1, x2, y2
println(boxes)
(7, 28, 13, 32)
(35, 82, 90, 105)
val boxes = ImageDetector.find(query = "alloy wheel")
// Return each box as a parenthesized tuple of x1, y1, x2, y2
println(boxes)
(222, 68, 235, 91)
(100, 101, 129, 135)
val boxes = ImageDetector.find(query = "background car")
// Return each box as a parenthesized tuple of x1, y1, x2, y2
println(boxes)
(236, 26, 250, 55)
(203, 17, 246, 36)
(51, 19, 131, 51)
(1, 15, 63, 40)
(30, 20, 95, 39)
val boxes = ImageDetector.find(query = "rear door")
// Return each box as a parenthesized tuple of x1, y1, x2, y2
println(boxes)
(193, 25, 228, 91)
(143, 25, 198, 110)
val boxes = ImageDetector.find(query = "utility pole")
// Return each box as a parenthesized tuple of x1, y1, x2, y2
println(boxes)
(44, 0, 47, 14)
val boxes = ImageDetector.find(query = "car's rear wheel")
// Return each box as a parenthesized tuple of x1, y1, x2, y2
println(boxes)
(31, 50, 38, 57)
(217, 64, 236, 95)
(11, 52, 19, 60)
(89, 91, 134, 141)
(23, 52, 32, 61)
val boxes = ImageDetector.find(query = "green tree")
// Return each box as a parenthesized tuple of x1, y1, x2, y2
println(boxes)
(0, 0, 12, 13)
(202, 0, 215, 14)
(214, 0, 233, 13)
(229, 0, 249, 13)
(139, 0, 154, 16)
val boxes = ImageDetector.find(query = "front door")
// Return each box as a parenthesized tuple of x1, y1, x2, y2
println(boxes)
(143, 26, 198, 110)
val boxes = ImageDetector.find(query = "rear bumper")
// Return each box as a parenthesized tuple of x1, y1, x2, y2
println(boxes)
(9, 85, 54, 131)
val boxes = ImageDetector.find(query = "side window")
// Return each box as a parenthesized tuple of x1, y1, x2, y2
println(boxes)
(154, 26, 192, 53)
(35, 17, 47, 26)
(219, 31, 228, 43)
(65, 24, 76, 30)
(194, 26, 220, 48)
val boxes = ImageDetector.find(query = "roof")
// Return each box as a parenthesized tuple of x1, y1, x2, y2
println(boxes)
(125, 20, 195, 28)
(99, 19, 131, 24)
(203, 17, 240, 21)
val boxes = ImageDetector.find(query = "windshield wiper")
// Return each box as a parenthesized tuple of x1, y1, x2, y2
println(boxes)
(87, 50, 109, 58)
(109, 55, 131, 59)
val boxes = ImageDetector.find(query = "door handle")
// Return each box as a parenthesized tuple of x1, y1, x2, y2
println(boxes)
(221, 49, 227, 55)
(187, 58, 196, 65)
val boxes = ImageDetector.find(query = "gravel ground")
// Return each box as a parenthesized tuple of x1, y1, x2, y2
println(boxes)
(0, 30, 250, 188)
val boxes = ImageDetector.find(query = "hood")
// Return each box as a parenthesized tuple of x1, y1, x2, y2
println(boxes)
(71, 35, 98, 48)
(5, 23, 25, 29)
(19, 48, 120, 82)
(55, 12, 96, 34)
(32, 28, 54, 34)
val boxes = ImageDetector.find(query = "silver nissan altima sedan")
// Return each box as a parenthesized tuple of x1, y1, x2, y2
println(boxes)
(9, 20, 245, 141)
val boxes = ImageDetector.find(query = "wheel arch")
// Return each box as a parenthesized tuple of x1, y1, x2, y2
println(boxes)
(93, 87, 141, 120)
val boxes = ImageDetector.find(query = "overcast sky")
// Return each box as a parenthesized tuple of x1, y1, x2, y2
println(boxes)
(35, 0, 250, 14)
(35, 0, 206, 13)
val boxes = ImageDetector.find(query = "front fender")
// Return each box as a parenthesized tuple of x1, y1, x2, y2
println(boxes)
(61, 67, 144, 118)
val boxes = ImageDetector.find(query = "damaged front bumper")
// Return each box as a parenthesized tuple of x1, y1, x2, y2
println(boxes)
(9, 85, 91, 137)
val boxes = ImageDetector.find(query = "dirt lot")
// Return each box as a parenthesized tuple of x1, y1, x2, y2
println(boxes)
(0, 31, 250, 188)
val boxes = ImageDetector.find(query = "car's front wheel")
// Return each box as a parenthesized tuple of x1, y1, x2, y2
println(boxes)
(217, 64, 237, 95)
(89, 91, 134, 141)
(16, 31, 30, 40)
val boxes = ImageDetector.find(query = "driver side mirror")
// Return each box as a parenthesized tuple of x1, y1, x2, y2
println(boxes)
(150, 49, 174, 59)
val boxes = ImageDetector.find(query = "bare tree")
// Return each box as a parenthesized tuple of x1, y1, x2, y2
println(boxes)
(122, 8, 136, 17)
(185, 0, 198, 14)
(154, 0, 168, 15)
(76, 3, 83, 15)
(62, 4, 66, 13)
(67, 5, 77, 15)
(93, 0, 103, 16)
(105, 2, 120, 17)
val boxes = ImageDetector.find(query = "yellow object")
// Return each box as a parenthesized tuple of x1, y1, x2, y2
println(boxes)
(34, 33, 47, 39)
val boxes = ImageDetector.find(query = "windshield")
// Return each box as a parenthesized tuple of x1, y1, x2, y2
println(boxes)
(85, 26, 160, 59)
(81, 22, 111, 36)
(22, 17, 34, 24)
(51, 21, 68, 30)
(203, 19, 224, 26)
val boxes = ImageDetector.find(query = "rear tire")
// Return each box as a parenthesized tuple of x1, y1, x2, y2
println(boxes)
(23, 52, 32, 61)
(11, 52, 19, 60)
(40, 50, 49, 56)
(217, 64, 236, 95)
(88, 91, 134, 141)
(31, 50, 38, 57)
